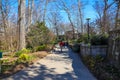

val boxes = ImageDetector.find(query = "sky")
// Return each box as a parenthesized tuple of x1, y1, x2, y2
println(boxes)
(9, 0, 97, 21)
(7, 0, 98, 26)
(83, 0, 97, 21)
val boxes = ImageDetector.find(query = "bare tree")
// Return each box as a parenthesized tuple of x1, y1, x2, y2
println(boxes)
(31, 0, 43, 23)
(0, 0, 11, 50)
(115, 0, 120, 28)
(28, 0, 32, 27)
(48, 11, 62, 40)
(57, 0, 76, 39)
(93, 1, 103, 31)
(77, 0, 84, 33)
(43, 0, 48, 22)
(103, 0, 115, 32)
(26, 0, 34, 32)
(93, 0, 115, 33)
(18, 0, 26, 50)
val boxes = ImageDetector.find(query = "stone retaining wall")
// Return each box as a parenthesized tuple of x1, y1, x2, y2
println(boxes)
(80, 44, 108, 57)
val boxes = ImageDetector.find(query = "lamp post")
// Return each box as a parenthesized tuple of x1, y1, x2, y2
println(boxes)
(86, 18, 90, 43)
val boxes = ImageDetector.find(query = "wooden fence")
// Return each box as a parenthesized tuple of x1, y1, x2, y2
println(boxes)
(108, 29, 120, 65)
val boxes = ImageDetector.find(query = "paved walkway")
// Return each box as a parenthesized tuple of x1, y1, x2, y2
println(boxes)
(3, 46, 97, 80)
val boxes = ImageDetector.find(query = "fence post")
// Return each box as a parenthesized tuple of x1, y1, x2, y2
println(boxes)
(0, 58, 1, 73)
(90, 45, 92, 56)
(0, 52, 2, 73)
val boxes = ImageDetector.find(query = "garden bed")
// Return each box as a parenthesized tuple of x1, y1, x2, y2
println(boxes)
(0, 51, 49, 79)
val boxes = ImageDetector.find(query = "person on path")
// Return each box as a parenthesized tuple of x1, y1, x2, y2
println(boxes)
(59, 41, 64, 52)
(65, 41, 69, 47)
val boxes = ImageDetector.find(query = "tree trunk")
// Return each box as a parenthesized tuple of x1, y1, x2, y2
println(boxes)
(27, 0, 34, 32)
(67, 10, 75, 39)
(115, 2, 120, 29)
(0, 0, 9, 50)
(43, 0, 48, 22)
(31, 0, 34, 24)
(28, 0, 31, 27)
(18, 0, 26, 50)
(102, 0, 107, 33)
(78, 0, 83, 34)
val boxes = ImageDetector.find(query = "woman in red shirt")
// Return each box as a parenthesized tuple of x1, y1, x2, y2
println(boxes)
(59, 41, 64, 52)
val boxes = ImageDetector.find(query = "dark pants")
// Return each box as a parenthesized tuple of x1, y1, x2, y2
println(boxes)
(60, 46, 63, 52)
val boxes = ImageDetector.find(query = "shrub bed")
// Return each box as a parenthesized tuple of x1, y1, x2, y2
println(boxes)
(81, 55, 120, 80)
(72, 44, 80, 53)
(0, 51, 49, 79)
(90, 34, 108, 45)
(15, 48, 31, 57)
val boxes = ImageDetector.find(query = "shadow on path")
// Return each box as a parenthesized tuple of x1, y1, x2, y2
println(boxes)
(67, 48, 97, 80)
(4, 47, 96, 80)
(4, 63, 77, 80)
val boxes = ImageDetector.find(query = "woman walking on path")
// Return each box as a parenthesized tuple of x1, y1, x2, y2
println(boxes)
(59, 41, 64, 52)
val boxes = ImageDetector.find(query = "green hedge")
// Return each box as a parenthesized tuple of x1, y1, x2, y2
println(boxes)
(34, 45, 46, 51)
(77, 34, 108, 45)
(91, 34, 108, 45)
(72, 44, 80, 52)
(76, 34, 89, 44)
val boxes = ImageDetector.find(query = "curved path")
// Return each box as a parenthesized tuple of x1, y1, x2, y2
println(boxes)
(3, 47, 97, 80)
